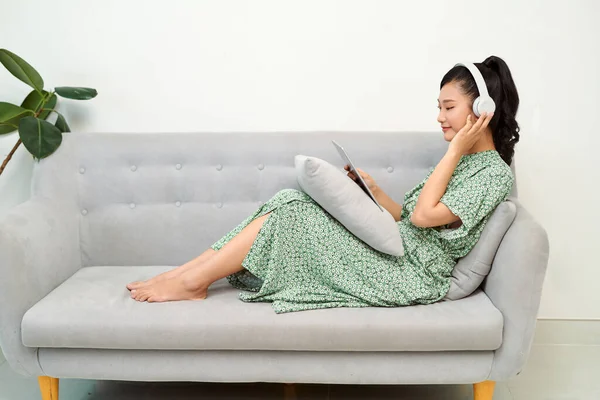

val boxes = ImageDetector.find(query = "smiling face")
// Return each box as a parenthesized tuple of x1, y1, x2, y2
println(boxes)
(437, 81, 477, 142)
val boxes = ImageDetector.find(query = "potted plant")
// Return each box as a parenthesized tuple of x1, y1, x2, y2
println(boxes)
(0, 48, 98, 176)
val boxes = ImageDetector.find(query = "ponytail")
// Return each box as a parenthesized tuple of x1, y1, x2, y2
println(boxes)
(482, 56, 520, 166)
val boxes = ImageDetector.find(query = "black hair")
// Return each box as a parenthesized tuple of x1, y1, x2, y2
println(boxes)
(440, 56, 520, 166)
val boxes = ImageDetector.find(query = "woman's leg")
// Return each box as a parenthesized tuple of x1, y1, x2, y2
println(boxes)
(131, 212, 272, 302)
(126, 248, 217, 290)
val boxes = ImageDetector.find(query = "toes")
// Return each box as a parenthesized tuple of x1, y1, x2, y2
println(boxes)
(135, 282, 151, 289)
(139, 290, 151, 302)
(129, 285, 165, 302)
(131, 289, 147, 302)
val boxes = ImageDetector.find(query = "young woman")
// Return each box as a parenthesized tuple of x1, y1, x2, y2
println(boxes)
(127, 55, 519, 314)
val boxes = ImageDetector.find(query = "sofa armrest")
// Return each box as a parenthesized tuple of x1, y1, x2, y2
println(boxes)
(0, 197, 80, 376)
(483, 197, 550, 381)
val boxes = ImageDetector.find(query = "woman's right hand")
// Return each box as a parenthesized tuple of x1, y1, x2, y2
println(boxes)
(344, 165, 379, 193)
(448, 112, 494, 156)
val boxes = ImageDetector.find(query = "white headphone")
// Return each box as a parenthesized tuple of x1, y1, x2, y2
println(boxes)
(454, 62, 496, 117)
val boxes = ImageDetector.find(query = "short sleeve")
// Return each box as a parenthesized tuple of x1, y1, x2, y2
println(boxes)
(439, 169, 514, 237)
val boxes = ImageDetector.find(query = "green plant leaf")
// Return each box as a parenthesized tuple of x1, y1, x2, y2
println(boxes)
(21, 90, 45, 111)
(0, 102, 34, 135)
(0, 49, 44, 92)
(18, 116, 62, 160)
(0, 122, 19, 135)
(21, 90, 57, 120)
(55, 113, 71, 133)
(55, 87, 98, 100)
(0, 102, 30, 122)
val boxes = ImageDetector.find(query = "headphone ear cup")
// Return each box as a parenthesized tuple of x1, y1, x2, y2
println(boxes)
(478, 97, 496, 115)
(472, 97, 482, 117)
(472, 96, 496, 117)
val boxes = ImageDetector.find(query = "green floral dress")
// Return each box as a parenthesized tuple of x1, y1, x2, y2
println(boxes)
(210, 149, 514, 314)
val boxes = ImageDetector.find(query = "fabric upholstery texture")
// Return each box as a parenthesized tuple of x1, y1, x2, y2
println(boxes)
(22, 268, 502, 351)
(38, 348, 495, 384)
(444, 200, 517, 300)
(0, 131, 549, 384)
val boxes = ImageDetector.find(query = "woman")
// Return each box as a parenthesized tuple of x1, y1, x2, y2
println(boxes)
(127, 55, 519, 313)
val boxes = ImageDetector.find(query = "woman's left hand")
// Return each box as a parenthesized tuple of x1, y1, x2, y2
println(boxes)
(448, 112, 494, 156)
(344, 165, 379, 193)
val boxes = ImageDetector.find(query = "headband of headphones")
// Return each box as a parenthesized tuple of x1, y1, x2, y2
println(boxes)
(454, 62, 496, 116)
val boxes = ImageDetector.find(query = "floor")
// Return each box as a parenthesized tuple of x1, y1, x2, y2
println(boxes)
(1, 322, 599, 399)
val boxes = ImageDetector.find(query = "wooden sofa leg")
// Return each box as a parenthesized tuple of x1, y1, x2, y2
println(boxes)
(473, 380, 495, 400)
(38, 376, 59, 400)
(283, 382, 297, 400)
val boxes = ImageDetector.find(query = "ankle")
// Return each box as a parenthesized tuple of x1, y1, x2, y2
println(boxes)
(181, 270, 209, 292)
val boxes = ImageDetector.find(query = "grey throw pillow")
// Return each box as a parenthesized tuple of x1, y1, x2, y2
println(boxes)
(295, 155, 404, 256)
(444, 200, 517, 300)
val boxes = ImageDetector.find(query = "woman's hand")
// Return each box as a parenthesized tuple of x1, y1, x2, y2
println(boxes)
(344, 165, 379, 193)
(448, 112, 494, 156)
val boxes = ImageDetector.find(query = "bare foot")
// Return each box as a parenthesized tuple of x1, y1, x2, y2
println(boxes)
(130, 273, 208, 303)
(127, 250, 218, 291)
(126, 267, 182, 291)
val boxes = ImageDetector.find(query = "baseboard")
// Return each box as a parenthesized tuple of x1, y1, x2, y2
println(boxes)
(533, 319, 600, 345)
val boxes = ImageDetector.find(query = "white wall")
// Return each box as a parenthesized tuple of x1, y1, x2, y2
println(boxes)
(1, 0, 598, 319)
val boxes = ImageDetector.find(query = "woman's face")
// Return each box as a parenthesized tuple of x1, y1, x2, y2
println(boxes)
(437, 81, 476, 142)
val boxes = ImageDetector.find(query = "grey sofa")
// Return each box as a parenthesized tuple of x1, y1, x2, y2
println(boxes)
(0, 131, 549, 400)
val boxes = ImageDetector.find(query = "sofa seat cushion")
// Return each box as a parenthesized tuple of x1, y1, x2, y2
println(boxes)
(22, 266, 503, 351)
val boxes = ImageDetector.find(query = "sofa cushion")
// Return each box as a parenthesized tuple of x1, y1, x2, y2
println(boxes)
(295, 155, 404, 256)
(444, 200, 517, 300)
(22, 266, 503, 352)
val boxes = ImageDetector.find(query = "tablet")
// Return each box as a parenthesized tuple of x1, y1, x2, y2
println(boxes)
(332, 140, 384, 212)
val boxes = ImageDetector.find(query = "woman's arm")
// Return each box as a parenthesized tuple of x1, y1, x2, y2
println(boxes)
(411, 150, 462, 228)
(412, 113, 494, 228)
(372, 186, 403, 222)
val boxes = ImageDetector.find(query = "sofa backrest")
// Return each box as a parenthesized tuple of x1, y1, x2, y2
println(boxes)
(30, 131, 517, 267)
